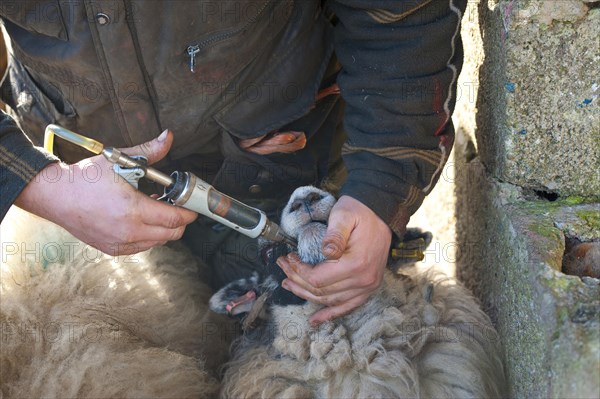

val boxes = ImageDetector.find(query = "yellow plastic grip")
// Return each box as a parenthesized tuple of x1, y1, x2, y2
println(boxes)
(44, 124, 105, 155)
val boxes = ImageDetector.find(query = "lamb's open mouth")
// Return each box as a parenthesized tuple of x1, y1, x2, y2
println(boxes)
(226, 290, 257, 316)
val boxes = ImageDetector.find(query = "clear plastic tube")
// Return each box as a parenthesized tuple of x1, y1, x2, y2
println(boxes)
(44, 124, 104, 155)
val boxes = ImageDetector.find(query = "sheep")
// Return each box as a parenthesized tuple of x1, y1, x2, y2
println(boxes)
(0, 206, 235, 398)
(210, 186, 506, 398)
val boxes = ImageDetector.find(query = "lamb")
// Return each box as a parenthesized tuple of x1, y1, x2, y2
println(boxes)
(210, 186, 506, 398)
(0, 206, 234, 398)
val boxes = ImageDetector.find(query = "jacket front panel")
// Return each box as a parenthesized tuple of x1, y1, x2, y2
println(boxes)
(2, 0, 468, 236)
(0, 0, 334, 169)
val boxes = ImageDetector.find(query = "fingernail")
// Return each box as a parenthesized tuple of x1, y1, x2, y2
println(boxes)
(309, 318, 321, 328)
(281, 280, 290, 290)
(323, 244, 337, 256)
(158, 129, 168, 142)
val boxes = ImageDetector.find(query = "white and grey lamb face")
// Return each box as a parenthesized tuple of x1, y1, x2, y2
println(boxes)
(279, 186, 337, 265)
(209, 186, 336, 316)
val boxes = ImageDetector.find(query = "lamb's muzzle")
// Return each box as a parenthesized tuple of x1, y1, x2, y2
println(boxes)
(280, 185, 337, 265)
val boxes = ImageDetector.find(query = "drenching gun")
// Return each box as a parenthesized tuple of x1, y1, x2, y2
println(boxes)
(44, 124, 297, 247)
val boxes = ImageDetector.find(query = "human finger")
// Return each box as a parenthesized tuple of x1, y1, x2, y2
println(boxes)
(137, 224, 187, 242)
(281, 278, 364, 307)
(277, 255, 358, 297)
(102, 240, 167, 256)
(309, 294, 370, 326)
(284, 252, 360, 291)
(321, 202, 356, 259)
(140, 197, 197, 228)
(120, 129, 173, 165)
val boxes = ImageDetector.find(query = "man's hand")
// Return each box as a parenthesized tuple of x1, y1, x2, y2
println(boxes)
(276, 195, 393, 326)
(15, 130, 197, 255)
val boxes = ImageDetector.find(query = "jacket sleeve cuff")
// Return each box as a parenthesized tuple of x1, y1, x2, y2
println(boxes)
(0, 116, 58, 222)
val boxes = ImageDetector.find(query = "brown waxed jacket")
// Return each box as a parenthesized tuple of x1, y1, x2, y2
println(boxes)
(0, 0, 467, 235)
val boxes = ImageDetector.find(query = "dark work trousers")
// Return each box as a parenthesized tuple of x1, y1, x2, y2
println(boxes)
(179, 98, 346, 290)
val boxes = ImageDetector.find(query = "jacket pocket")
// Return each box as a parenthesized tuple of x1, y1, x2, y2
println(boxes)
(1, 56, 76, 143)
(0, 0, 68, 40)
(151, 0, 294, 104)
(213, 4, 334, 141)
(212, 132, 319, 207)
(212, 95, 342, 204)
(187, 0, 281, 55)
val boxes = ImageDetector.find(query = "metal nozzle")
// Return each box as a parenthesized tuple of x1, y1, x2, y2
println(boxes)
(101, 148, 174, 187)
(261, 220, 297, 248)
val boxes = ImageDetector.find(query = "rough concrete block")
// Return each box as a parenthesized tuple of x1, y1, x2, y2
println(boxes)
(456, 158, 600, 398)
(476, 0, 600, 198)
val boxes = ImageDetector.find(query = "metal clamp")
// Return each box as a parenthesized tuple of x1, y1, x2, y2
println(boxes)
(113, 156, 148, 189)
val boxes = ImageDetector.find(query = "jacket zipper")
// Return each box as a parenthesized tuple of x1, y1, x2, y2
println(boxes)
(186, 0, 274, 72)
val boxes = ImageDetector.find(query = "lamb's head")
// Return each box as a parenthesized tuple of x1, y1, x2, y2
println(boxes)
(209, 186, 434, 321)
(209, 186, 335, 319)
(279, 186, 336, 265)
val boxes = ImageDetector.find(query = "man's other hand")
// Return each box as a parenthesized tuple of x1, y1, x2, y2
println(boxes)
(15, 130, 197, 255)
(276, 195, 393, 326)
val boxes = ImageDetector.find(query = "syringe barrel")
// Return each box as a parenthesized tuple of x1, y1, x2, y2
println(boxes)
(164, 172, 267, 238)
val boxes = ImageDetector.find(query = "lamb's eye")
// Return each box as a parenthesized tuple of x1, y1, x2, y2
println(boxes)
(289, 201, 302, 212)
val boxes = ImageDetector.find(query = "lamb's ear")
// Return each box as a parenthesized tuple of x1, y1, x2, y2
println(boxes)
(402, 228, 433, 250)
(209, 273, 259, 316)
(389, 228, 434, 270)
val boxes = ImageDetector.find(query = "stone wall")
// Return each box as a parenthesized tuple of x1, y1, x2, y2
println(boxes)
(452, 0, 599, 397)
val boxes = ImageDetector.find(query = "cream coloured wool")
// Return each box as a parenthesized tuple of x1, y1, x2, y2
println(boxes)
(212, 186, 506, 398)
(0, 207, 234, 398)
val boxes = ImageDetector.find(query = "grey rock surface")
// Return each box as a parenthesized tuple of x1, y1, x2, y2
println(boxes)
(476, 1, 600, 198)
(456, 159, 599, 398)
(452, 1, 600, 397)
